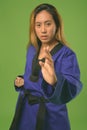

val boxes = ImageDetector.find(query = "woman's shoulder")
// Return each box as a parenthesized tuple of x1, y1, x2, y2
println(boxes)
(61, 43, 76, 57)
(27, 44, 36, 52)
(26, 44, 36, 58)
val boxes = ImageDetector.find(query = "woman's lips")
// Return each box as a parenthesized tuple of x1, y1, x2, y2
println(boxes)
(40, 35, 48, 40)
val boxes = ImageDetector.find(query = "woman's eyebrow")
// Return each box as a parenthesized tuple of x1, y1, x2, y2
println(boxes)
(35, 20, 52, 24)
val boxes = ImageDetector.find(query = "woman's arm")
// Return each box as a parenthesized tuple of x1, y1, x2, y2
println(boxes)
(41, 48, 83, 104)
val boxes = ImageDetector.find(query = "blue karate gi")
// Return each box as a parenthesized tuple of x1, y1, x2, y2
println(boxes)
(10, 42, 82, 130)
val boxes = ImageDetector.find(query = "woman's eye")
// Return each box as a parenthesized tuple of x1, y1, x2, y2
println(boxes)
(36, 24, 41, 27)
(46, 23, 51, 26)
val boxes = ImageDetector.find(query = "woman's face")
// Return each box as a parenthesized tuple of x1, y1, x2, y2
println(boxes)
(35, 10, 56, 45)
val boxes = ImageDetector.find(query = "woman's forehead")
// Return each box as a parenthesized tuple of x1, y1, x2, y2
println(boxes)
(35, 10, 53, 22)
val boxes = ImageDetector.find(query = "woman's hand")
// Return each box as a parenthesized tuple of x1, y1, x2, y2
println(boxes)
(14, 77, 24, 87)
(39, 46, 57, 86)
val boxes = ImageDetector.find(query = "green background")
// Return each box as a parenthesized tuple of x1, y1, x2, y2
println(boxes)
(0, 0, 86, 129)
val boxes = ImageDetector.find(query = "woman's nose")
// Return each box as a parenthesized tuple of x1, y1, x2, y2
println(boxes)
(41, 25, 47, 33)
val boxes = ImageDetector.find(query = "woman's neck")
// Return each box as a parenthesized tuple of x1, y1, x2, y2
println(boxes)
(41, 40, 59, 51)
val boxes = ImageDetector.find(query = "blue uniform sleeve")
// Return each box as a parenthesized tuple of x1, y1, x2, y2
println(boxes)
(42, 48, 83, 104)
(14, 45, 35, 92)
